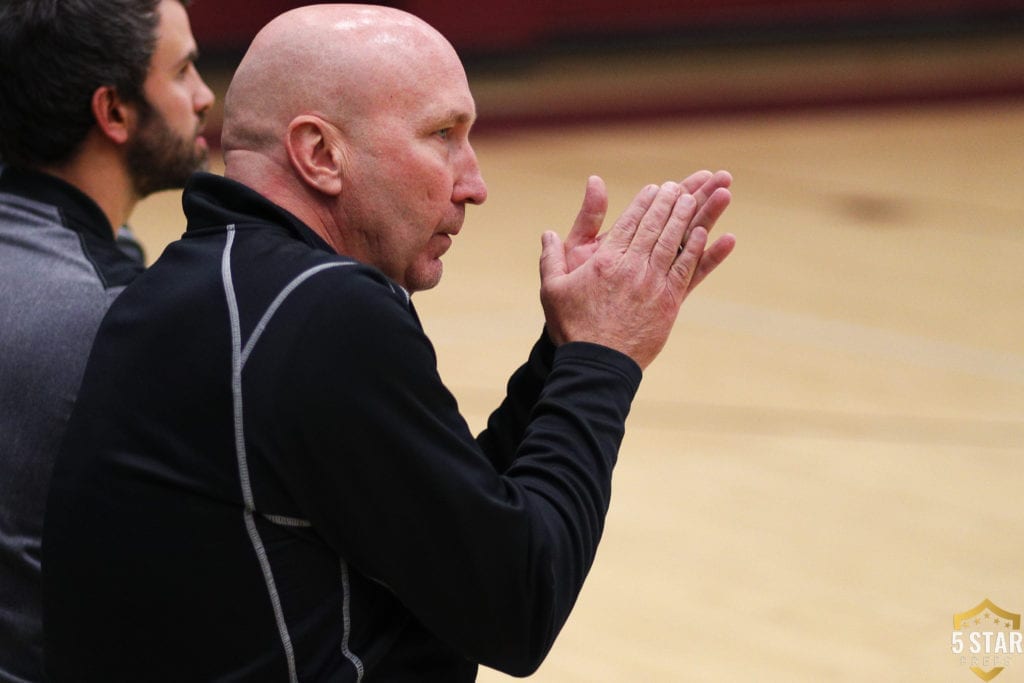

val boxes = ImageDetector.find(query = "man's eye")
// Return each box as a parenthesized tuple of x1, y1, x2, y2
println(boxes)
(437, 128, 452, 140)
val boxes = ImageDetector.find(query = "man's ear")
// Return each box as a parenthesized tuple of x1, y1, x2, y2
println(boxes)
(90, 85, 134, 145)
(285, 116, 344, 196)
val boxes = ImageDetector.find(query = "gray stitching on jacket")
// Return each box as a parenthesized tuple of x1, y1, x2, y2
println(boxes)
(224, 227, 368, 680)
(222, 225, 300, 683)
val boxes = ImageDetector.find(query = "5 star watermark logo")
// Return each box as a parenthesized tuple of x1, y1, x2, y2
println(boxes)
(952, 598, 1022, 681)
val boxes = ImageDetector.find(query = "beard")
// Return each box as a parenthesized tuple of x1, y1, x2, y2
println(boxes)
(126, 100, 208, 197)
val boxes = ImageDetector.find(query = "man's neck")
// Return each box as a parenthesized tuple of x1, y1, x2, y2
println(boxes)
(224, 150, 347, 255)
(40, 143, 139, 236)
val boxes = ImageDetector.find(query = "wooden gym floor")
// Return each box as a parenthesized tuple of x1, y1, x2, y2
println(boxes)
(131, 26, 1024, 682)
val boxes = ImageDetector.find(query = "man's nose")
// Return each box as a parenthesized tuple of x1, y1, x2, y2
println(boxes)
(455, 144, 487, 206)
(194, 71, 215, 115)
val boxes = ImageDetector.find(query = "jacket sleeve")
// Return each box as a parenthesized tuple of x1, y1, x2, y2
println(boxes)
(475, 330, 556, 473)
(253, 269, 641, 675)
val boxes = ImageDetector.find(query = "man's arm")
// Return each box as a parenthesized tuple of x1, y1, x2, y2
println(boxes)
(262, 179, 734, 675)
(262, 277, 638, 675)
(475, 331, 556, 473)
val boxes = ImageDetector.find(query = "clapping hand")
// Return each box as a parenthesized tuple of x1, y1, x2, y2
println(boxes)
(539, 176, 736, 369)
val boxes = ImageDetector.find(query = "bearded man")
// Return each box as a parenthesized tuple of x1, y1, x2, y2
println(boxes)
(0, 2, 213, 680)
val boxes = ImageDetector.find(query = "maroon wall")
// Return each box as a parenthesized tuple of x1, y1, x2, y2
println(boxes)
(188, 1, 1023, 54)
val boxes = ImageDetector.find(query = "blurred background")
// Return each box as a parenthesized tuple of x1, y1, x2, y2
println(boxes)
(135, 2, 1024, 680)
(184, 0, 1024, 139)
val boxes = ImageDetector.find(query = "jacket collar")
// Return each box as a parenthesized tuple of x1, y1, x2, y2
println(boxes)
(0, 165, 115, 240)
(182, 172, 336, 255)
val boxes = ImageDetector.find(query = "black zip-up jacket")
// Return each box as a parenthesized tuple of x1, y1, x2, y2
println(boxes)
(43, 173, 642, 682)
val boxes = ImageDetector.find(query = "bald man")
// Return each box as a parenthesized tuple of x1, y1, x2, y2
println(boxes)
(42, 5, 734, 681)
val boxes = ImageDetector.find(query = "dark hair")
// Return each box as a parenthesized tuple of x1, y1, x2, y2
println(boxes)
(0, 0, 190, 168)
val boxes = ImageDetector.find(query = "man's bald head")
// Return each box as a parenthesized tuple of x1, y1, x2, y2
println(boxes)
(218, 3, 486, 292)
(221, 4, 460, 160)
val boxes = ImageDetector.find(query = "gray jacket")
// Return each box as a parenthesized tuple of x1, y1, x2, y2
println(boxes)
(0, 165, 143, 683)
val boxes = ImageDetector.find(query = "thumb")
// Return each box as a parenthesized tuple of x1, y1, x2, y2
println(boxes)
(539, 230, 568, 284)
(565, 175, 607, 249)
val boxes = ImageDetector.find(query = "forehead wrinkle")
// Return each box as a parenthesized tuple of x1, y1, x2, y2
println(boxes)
(430, 108, 476, 127)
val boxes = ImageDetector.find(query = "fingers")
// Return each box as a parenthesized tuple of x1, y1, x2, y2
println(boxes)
(648, 191, 697, 268)
(686, 233, 737, 291)
(680, 170, 730, 213)
(601, 183, 660, 253)
(690, 170, 732, 202)
(680, 170, 713, 194)
(685, 187, 731, 242)
(565, 175, 608, 251)
(669, 224, 736, 292)
(539, 230, 567, 284)
(540, 173, 735, 369)
(626, 182, 689, 260)
(668, 226, 710, 290)
(587, 171, 732, 276)
(684, 171, 732, 243)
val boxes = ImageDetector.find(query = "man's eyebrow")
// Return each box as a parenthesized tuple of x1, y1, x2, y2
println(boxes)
(176, 48, 200, 69)
(421, 108, 476, 132)
(441, 110, 475, 125)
